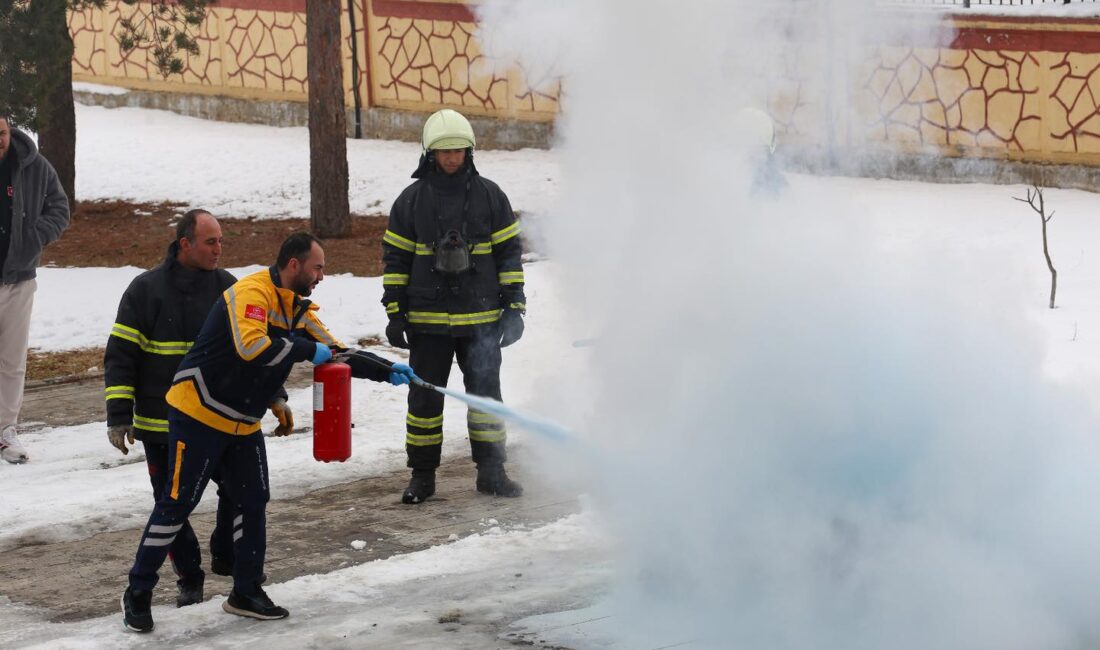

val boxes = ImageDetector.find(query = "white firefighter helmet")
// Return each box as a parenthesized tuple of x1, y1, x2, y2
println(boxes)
(422, 109, 476, 153)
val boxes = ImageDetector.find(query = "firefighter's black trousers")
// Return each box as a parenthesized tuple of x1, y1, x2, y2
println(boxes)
(129, 409, 270, 595)
(406, 328, 508, 471)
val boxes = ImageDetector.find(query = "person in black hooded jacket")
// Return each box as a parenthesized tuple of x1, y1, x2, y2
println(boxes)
(382, 108, 526, 504)
(104, 209, 238, 607)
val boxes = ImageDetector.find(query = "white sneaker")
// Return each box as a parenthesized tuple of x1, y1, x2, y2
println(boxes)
(0, 426, 28, 464)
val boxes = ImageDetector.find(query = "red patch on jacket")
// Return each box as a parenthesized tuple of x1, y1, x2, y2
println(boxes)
(5, 186, 11, 198)
(244, 305, 267, 322)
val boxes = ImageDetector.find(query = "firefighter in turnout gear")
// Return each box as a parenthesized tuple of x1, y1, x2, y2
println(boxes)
(104, 209, 237, 608)
(382, 108, 526, 504)
(122, 233, 415, 632)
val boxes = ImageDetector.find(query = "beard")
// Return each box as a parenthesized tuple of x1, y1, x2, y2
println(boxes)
(291, 270, 315, 296)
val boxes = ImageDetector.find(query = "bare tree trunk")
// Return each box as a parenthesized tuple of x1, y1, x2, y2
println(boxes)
(1041, 216, 1057, 309)
(37, 2, 76, 213)
(306, 0, 350, 238)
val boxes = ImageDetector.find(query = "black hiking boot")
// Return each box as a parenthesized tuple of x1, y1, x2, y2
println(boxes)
(121, 586, 154, 632)
(401, 469, 436, 504)
(476, 464, 523, 497)
(176, 573, 204, 607)
(222, 586, 289, 620)
(211, 555, 266, 585)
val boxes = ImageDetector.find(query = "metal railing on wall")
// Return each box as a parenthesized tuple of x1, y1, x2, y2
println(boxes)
(882, 0, 1092, 6)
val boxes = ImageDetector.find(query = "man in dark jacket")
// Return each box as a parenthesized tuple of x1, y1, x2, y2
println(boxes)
(382, 108, 526, 505)
(104, 209, 238, 608)
(0, 116, 70, 464)
(122, 232, 416, 633)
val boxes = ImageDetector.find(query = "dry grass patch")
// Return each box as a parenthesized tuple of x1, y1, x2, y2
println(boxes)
(26, 348, 104, 383)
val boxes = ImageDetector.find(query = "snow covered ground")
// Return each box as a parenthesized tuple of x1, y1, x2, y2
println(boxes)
(13, 81, 1100, 645)
(73, 103, 559, 221)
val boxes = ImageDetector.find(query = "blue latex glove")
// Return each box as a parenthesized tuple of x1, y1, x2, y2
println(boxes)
(389, 362, 416, 386)
(312, 342, 333, 365)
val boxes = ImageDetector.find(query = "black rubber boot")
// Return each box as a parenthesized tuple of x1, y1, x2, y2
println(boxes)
(401, 469, 436, 504)
(476, 464, 523, 497)
(121, 586, 154, 632)
(176, 572, 204, 607)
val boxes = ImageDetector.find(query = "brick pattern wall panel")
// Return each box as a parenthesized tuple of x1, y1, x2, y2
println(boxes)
(222, 9, 307, 93)
(70, 1, 312, 100)
(367, 0, 560, 120)
(862, 45, 1043, 153)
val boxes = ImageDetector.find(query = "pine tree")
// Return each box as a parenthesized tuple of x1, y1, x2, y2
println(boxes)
(0, 0, 214, 208)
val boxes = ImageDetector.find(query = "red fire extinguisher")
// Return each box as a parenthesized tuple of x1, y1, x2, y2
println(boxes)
(313, 361, 352, 462)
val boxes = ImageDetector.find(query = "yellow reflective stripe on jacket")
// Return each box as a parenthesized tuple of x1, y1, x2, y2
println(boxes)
(110, 324, 192, 356)
(406, 413, 443, 429)
(105, 385, 135, 401)
(407, 309, 502, 326)
(386, 302, 400, 315)
(225, 285, 273, 361)
(110, 323, 142, 345)
(133, 414, 170, 433)
(406, 432, 443, 446)
(410, 243, 491, 255)
(498, 271, 524, 284)
(383, 230, 416, 252)
(509, 302, 526, 311)
(490, 222, 520, 245)
(303, 313, 340, 347)
(383, 274, 409, 286)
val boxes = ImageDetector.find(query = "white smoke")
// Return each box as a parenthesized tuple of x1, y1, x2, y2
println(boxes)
(478, 2, 1100, 648)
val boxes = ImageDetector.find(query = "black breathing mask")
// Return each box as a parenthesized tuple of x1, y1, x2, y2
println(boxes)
(433, 229, 473, 276)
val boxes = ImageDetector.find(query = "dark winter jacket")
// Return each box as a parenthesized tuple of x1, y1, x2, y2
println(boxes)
(1, 128, 69, 285)
(104, 242, 236, 443)
(166, 267, 393, 435)
(381, 163, 526, 336)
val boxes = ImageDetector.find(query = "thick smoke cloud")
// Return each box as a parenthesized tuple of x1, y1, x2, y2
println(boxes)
(478, 2, 1100, 648)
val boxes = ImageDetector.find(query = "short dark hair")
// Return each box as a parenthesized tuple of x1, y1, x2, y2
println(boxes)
(277, 232, 323, 269)
(176, 209, 212, 243)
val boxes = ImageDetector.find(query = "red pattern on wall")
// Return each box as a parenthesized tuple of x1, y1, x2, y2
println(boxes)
(369, 0, 561, 116)
(1047, 52, 1100, 152)
(863, 46, 1042, 152)
(375, 17, 508, 108)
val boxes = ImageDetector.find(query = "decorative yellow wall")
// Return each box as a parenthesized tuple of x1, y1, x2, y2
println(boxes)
(70, 5, 1100, 166)
(69, 0, 561, 122)
(775, 15, 1100, 166)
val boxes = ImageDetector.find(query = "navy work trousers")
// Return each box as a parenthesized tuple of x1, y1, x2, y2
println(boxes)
(129, 409, 270, 595)
(143, 441, 236, 582)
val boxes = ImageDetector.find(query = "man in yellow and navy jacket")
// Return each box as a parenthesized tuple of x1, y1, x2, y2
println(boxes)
(122, 232, 415, 633)
(382, 108, 526, 505)
(104, 209, 236, 609)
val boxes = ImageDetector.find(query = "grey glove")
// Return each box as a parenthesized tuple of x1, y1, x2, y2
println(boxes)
(108, 424, 135, 455)
(271, 398, 294, 436)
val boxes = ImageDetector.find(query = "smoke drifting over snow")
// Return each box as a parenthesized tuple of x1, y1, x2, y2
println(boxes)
(480, 2, 1100, 648)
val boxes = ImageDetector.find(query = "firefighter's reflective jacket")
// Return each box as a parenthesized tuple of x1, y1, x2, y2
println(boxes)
(381, 167, 526, 336)
(165, 267, 361, 435)
(104, 242, 236, 443)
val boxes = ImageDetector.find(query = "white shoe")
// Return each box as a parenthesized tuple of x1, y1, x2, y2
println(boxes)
(0, 426, 28, 464)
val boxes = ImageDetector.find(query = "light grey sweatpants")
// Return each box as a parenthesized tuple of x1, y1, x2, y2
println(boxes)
(0, 278, 35, 431)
